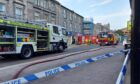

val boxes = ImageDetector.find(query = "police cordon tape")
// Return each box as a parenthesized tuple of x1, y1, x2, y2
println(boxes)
(0, 50, 124, 84)
(116, 49, 130, 84)
(12, 46, 118, 79)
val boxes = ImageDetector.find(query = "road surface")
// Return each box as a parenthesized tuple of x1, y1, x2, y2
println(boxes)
(0, 44, 124, 84)
(31, 53, 124, 84)
(0, 44, 98, 68)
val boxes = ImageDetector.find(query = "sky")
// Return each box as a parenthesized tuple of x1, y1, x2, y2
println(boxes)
(56, 0, 131, 30)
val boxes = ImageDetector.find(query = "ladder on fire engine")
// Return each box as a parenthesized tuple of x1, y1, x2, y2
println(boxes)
(0, 13, 47, 28)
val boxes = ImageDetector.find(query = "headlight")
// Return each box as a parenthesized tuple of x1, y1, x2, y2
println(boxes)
(105, 42, 108, 44)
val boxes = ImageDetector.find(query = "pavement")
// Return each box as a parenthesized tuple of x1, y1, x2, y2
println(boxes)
(0, 44, 124, 84)
(125, 62, 130, 84)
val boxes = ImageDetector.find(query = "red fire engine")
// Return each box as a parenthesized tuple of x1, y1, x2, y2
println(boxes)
(97, 32, 119, 46)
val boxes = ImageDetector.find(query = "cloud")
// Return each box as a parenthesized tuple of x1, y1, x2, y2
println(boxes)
(94, 9, 131, 29)
(90, 0, 112, 8)
(94, 9, 131, 21)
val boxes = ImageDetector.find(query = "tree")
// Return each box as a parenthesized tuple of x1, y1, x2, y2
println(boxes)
(115, 30, 124, 36)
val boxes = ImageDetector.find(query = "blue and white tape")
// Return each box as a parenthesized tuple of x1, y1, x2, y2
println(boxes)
(0, 51, 123, 84)
(116, 49, 130, 84)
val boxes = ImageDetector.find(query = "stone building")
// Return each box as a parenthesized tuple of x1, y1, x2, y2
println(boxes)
(0, 0, 83, 34)
(94, 23, 110, 35)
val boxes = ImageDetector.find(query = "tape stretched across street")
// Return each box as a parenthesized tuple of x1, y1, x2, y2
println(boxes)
(116, 49, 130, 84)
(0, 50, 123, 84)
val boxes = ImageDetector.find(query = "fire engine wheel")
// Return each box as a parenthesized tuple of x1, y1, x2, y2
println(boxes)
(59, 45, 64, 52)
(20, 46, 33, 59)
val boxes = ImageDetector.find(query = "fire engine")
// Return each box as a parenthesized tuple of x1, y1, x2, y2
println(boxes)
(97, 32, 119, 46)
(0, 14, 67, 59)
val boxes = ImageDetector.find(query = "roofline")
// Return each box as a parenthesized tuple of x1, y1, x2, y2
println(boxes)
(58, 2, 83, 18)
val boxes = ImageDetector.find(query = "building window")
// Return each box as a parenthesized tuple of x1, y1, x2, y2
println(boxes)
(64, 22, 66, 27)
(33, 0, 47, 9)
(70, 23, 72, 28)
(73, 14, 75, 20)
(40, 0, 44, 7)
(70, 23, 72, 31)
(75, 15, 77, 19)
(84, 23, 90, 29)
(63, 9, 66, 18)
(34, 0, 38, 5)
(51, 15, 56, 24)
(34, 12, 40, 20)
(0, 3, 6, 12)
(51, 3, 55, 11)
(70, 13, 72, 20)
(15, 7, 23, 17)
(44, 0, 47, 8)
(75, 25, 77, 29)
(45, 14, 48, 21)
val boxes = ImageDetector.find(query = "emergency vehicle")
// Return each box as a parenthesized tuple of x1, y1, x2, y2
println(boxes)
(97, 32, 119, 46)
(0, 14, 67, 59)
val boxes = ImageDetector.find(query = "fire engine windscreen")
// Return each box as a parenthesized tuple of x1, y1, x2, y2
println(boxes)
(99, 32, 108, 38)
